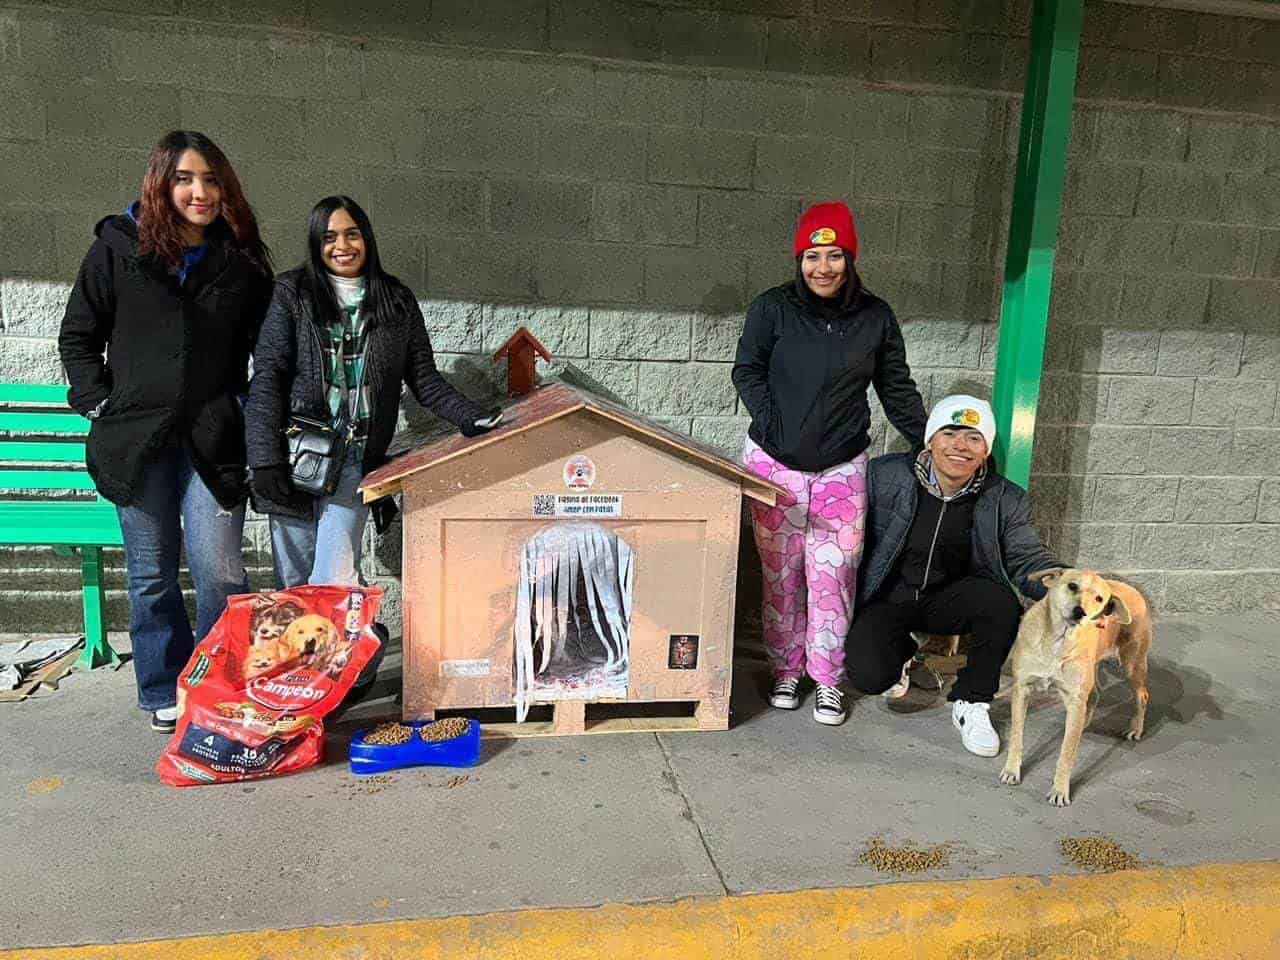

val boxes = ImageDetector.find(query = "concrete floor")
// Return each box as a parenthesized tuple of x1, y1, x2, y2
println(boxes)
(3, 613, 1278, 950)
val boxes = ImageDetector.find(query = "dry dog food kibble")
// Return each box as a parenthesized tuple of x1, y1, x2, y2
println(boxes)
(420, 717, 470, 742)
(364, 722, 413, 746)
(858, 837, 950, 874)
(1060, 836, 1141, 873)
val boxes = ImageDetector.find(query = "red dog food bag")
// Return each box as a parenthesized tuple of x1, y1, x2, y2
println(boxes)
(157, 585, 382, 787)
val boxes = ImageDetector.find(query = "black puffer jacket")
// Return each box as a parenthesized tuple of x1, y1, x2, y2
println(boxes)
(244, 268, 489, 520)
(857, 453, 1063, 604)
(58, 214, 272, 508)
(732, 282, 926, 473)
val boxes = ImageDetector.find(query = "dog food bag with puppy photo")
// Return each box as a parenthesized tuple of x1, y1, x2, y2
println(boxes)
(157, 585, 383, 787)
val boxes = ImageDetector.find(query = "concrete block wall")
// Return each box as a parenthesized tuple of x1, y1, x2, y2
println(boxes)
(1, 0, 1278, 631)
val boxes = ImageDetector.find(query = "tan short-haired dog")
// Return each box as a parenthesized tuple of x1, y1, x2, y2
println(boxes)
(999, 568, 1152, 806)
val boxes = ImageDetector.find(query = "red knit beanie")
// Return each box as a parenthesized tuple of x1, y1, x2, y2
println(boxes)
(793, 201, 858, 259)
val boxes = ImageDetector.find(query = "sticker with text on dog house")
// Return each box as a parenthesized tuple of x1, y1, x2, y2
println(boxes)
(563, 454, 596, 489)
(668, 634, 699, 670)
(534, 494, 622, 518)
(440, 658, 491, 679)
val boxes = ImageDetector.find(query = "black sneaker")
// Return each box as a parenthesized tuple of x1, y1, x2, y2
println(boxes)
(150, 709, 177, 733)
(770, 676, 802, 710)
(813, 684, 847, 726)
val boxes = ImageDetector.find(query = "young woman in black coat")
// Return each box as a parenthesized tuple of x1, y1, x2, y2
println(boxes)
(732, 201, 926, 728)
(58, 130, 273, 733)
(245, 195, 499, 591)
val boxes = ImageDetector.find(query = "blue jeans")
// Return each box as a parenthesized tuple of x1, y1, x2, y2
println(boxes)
(269, 448, 369, 588)
(117, 442, 248, 711)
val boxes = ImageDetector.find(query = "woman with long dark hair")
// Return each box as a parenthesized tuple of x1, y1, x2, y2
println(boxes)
(245, 195, 499, 590)
(732, 201, 926, 727)
(59, 130, 273, 733)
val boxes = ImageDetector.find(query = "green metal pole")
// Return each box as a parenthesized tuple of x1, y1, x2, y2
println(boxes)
(991, 0, 1083, 487)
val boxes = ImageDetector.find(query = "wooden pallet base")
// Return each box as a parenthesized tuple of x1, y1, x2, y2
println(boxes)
(417, 699, 729, 738)
(475, 716, 704, 738)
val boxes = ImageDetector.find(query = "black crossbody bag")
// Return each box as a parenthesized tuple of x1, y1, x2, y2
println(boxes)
(285, 350, 368, 498)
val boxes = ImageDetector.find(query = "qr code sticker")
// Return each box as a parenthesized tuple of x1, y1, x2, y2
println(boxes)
(533, 495, 555, 516)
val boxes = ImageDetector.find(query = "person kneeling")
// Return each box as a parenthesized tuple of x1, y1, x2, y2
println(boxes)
(846, 395, 1062, 757)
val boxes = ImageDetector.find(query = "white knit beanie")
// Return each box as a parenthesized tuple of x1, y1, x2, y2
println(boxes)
(925, 394, 996, 450)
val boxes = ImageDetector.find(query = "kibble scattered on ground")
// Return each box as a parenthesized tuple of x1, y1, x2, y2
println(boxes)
(364, 722, 413, 746)
(1059, 836, 1142, 873)
(345, 774, 395, 797)
(859, 837, 950, 874)
(421, 717, 470, 742)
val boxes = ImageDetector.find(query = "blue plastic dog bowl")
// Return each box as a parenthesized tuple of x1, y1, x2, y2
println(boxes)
(348, 719, 481, 775)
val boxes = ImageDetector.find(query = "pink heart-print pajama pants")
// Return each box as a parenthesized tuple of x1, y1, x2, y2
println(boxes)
(742, 437, 869, 686)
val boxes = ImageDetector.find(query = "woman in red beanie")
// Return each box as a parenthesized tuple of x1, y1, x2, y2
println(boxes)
(732, 201, 926, 725)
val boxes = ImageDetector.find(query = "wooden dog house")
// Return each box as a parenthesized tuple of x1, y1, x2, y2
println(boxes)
(359, 382, 782, 735)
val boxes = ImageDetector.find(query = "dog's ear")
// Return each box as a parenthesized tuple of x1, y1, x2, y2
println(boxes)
(1103, 594, 1133, 625)
(1034, 568, 1065, 586)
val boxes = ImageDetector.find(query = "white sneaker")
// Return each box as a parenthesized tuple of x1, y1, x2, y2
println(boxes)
(883, 656, 913, 699)
(951, 700, 1000, 757)
(770, 677, 802, 710)
(150, 705, 179, 733)
(813, 684, 847, 725)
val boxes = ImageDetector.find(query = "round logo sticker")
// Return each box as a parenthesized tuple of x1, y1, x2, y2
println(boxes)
(563, 455, 596, 490)
(809, 227, 837, 245)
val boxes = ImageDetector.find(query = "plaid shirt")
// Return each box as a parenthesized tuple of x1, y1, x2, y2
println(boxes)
(321, 290, 371, 449)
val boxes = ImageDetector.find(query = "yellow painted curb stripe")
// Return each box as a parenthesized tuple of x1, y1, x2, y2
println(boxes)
(5, 861, 1279, 960)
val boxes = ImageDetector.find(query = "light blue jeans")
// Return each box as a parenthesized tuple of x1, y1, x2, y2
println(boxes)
(269, 448, 369, 588)
(117, 442, 248, 710)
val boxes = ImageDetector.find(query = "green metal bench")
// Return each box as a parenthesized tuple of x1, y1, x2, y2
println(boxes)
(0, 382, 123, 670)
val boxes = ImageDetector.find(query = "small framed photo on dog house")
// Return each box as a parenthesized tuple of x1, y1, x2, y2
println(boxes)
(359, 383, 782, 736)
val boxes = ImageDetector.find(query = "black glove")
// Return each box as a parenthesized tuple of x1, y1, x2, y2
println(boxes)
(251, 464, 294, 503)
(459, 407, 502, 437)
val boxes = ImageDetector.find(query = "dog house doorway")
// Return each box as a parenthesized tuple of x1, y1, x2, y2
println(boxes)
(513, 522, 634, 721)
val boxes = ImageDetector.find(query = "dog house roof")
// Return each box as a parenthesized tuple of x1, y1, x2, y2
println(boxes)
(358, 382, 784, 505)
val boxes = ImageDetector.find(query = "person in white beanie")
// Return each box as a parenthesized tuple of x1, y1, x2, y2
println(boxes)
(845, 394, 1061, 758)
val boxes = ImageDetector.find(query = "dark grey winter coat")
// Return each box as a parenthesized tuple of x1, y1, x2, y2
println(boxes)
(857, 453, 1063, 604)
(244, 268, 489, 521)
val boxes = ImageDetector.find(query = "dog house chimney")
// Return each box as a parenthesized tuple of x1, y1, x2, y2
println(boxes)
(493, 326, 551, 398)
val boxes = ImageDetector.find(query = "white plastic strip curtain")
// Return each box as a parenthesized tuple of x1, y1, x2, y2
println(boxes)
(513, 523, 635, 722)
